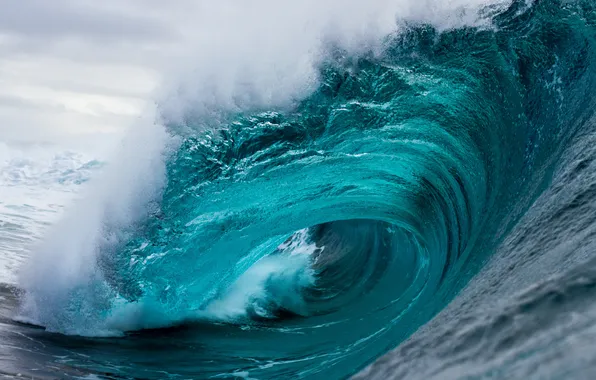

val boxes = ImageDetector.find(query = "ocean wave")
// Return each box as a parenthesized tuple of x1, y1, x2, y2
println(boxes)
(10, 0, 596, 378)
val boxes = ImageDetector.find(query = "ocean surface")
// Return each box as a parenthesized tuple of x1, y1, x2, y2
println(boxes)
(2, 0, 596, 378)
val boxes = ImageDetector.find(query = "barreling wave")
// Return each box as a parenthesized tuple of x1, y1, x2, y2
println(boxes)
(14, 0, 596, 378)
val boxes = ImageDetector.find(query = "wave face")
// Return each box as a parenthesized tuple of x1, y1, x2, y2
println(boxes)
(13, 0, 596, 379)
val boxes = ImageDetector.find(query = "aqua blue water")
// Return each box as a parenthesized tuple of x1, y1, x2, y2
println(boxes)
(3, 0, 596, 379)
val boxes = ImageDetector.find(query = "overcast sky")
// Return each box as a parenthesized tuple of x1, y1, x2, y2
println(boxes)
(0, 0, 201, 146)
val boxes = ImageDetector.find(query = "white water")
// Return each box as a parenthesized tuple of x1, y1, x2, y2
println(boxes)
(2, 0, 511, 336)
(159, 0, 511, 127)
(202, 229, 318, 322)
(15, 120, 170, 335)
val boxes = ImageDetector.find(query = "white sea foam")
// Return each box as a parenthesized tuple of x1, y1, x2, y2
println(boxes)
(16, 118, 171, 335)
(158, 0, 512, 129)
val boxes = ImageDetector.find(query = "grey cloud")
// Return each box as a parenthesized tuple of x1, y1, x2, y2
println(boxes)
(0, 93, 142, 120)
(0, 0, 196, 141)
(0, 96, 139, 143)
(0, 0, 178, 42)
(0, 93, 66, 111)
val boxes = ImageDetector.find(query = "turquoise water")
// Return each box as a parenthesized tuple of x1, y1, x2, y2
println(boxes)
(7, 0, 596, 378)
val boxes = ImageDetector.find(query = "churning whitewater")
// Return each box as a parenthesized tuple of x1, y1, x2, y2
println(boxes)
(1, 0, 596, 378)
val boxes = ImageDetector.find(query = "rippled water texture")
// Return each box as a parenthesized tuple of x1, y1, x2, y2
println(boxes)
(3, 0, 596, 379)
